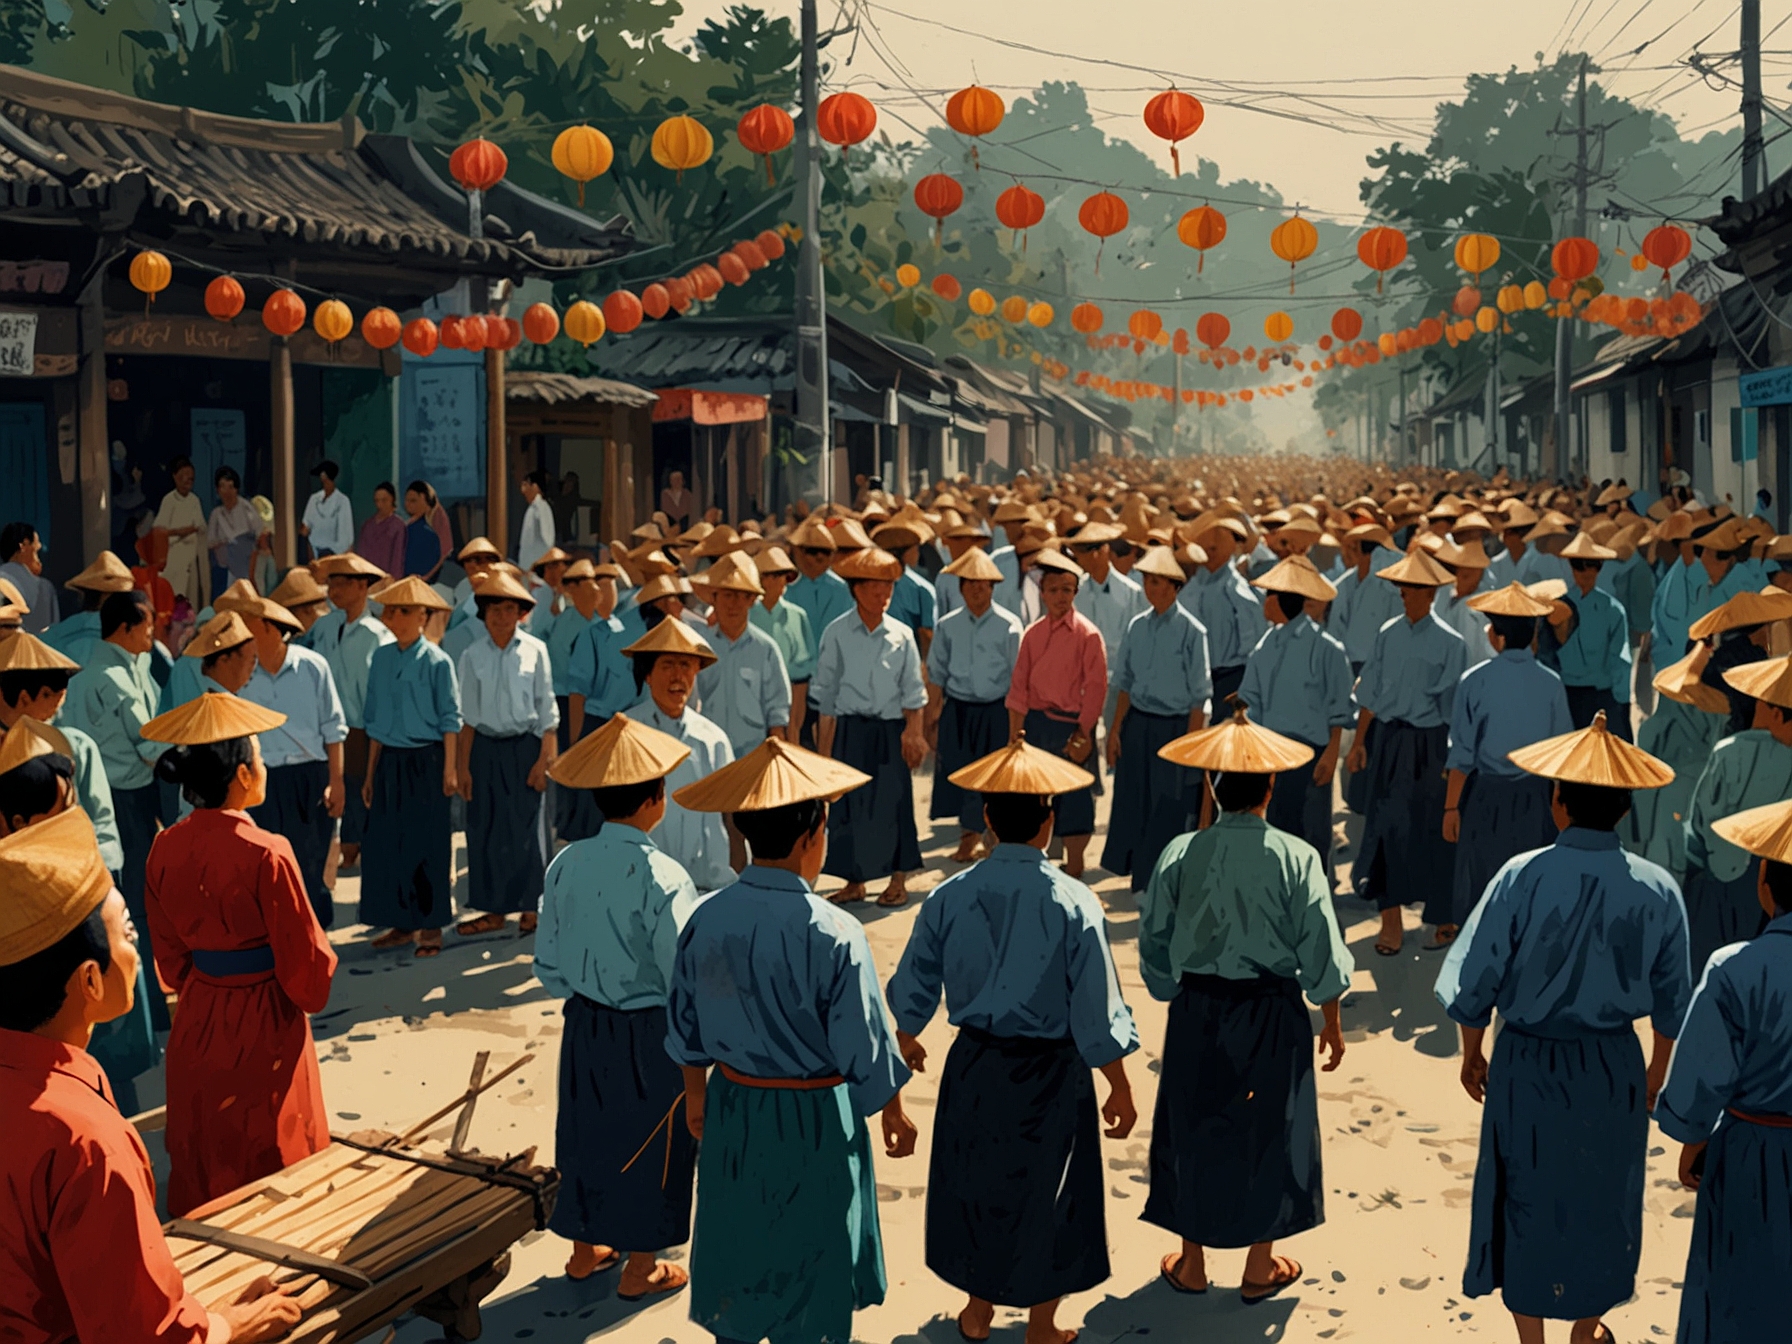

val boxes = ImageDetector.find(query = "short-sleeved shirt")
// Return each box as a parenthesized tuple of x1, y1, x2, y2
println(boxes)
(363, 637, 462, 748)
(1238, 614, 1354, 748)
(1181, 562, 1264, 669)
(810, 611, 926, 721)
(1111, 602, 1211, 718)
(457, 627, 558, 738)
(696, 622, 792, 755)
(927, 603, 1023, 704)
(749, 598, 816, 684)
(1355, 612, 1466, 730)
(1444, 648, 1573, 778)
(241, 644, 348, 767)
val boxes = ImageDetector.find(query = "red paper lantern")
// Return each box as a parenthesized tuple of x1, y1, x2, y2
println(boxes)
(1356, 227, 1408, 293)
(522, 303, 559, 344)
(913, 173, 964, 245)
(488, 316, 522, 351)
(1417, 316, 1443, 346)
(449, 138, 508, 193)
(439, 316, 466, 350)
(459, 315, 489, 353)
(717, 251, 751, 286)
(261, 289, 306, 337)
(1071, 302, 1103, 334)
(1317, 334, 1333, 351)
(1331, 308, 1363, 342)
(931, 273, 962, 302)
(1142, 89, 1204, 176)
(1195, 312, 1230, 350)
(1641, 224, 1692, 283)
(755, 229, 787, 261)
(604, 291, 644, 334)
(1551, 236, 1600, 282)
(1078, 191, 1129, 273)
(361, 306, 402, 349)
(1176, 206, 1226, 273)
(641, 284, 671, 320)
(995, 184, 1046, 248)
(689, 265, 724, 301)
(664, 276, 695, 312)
(1452, 286, 1482, 318)
(736, 105, 795, 185)
(1128, 310, 1164, 341)
(204, 276, 245, 322)
(401, 317, 439, 357)
(816, 93, 876, 150)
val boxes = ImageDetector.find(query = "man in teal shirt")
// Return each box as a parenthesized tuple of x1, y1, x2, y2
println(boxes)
(749, 546, 816, 739)
(1543, 533, 1634, 741)
(42, 552, 137, 668)
(784, 517, 852, 747)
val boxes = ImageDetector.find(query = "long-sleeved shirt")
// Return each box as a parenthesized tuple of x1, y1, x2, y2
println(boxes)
(535, 825, 701, 1009)
(41, 612, 102, 669)
(811, 612, 926, 721)
(565, 615, 634, 725)
(61, 725, 123, 873)
(1620, 696, 1726, 877)
(301, 488, 353, 557)
(518, 495, 556, 569)
(356, 512, 406, 578)
(1684, 729, 1792, 881)
(1111, 603, 1210, 717)
(1238, 614, 1354, 748)
(1006, 608, 1108, 733)
(60, 641, 165, 790)
(0, 1030, 211, 1344)
(665, 863, 911, 1116)
(363, 637, 462, 748)
(1138, 811, 1355, 1005)
(990, 544, 1023, 615)
(1686, 562, 1755, 639)
(1598, 551, 1657, 637)
(750, 598, 816, 684)
(1657, 917, 1792, 1141)
(1331, 565, 1403, 666)
(1552, 583, 1632, 699)
(0, 559, 56, 634)
(887, 844, 1138, 1068)
(307, 607, 394, 730)
(1435, 827, 1692, 1037)
(786, 571, 853, 659)
(241, 645, 347, 767)
(927, 603, 1023, 704)
(1444, 648, 1573, 778)
(696, 623, 792, 755)
(457, 627, 557, 738)
(1651, 558, 1704, 663)
(545, 606, 595, 697)
(1488, 545, 1522, 587)
(1355, 612, 1466, 729)
(627, 697, 736, 892)
(1431, 578, 1498, 664)
(1516, 546, 1572, 588)
(1074, 568, 1146, 661)
(1181, 562, 1265, 669)
(889, 567, 937, 635)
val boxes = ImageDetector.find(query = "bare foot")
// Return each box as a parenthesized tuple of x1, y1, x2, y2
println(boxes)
(564, 1243, 618, 1280)
(1374, 910, 1403, 957)
(414, 931, 443, 958)
(957, 1300, 994, 1342)
(1160, 1250, 1208, 1293)
(369, 927, 414, 950)
(951, 835, 981, 863)
(518, 912, 538, 935)
(456, 913, 507, 936)
(831, 883, 867, 904)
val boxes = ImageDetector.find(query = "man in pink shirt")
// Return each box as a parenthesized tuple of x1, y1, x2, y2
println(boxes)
(1005, 548, 1108, 876)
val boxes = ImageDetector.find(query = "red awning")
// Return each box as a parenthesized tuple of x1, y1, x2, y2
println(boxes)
(652, 389, 768, 426)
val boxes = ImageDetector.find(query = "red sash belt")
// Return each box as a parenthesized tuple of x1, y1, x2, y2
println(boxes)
(1727, 1107, 1792, 1129)
(718, 1063, 844, 1090)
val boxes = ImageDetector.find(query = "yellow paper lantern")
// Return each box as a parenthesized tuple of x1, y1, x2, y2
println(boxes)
(968, 288, 996, 316)
(563, 300, 606, 346)
(1496, 284, 1526, 315)
(128, 250, 172, 308)
(1475, 306, 1500, 334)
(896, 263, 921, 288)
(1454, 232, 1501, 280)
(1263, 311, 1293, 343)
(1523, 280, 1549, 310)
(313, 299, 353, 343)
(1000, 295, 1029, 323)
(650, 115, 713, 180)
(552, 125, 614, 205)
(1026, 302, 1054, 328)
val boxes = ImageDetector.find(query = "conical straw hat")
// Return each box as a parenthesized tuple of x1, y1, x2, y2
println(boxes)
(673, 736, 870, 812)
(1436, 537, 1490, 569)
(1250, 554, 1337, 602)
(1507, 710, 1673, 788)
(632, 573, 694, 608)
(1158, 703, 1315, 773)
(67, 552, 134, 593)
(621, 615, 717, 666)
(457, 535, 502, 561)
(211, 578, 263, 615)
(549, 711, 691, 789)
(1653, 646, 1731, 716)
(1466, 581, 1556, 617)
(690, 552, 765, 596)
(1130, 546, 1188, 583)
(1560, 532, 1617, 562)
(0, 575, 28, 613)
(835, 547, 904, 582)
(367, 575, 451, 612)
(0, 716, 73, 776)
(471, 569, 536, 607)
(1712, 797, 1792, 865)
(314, 553, 386, 579)
(1689, 589, 1792, 640)
(947, 735, 1094, 796)
(754, 546, 798, 576)
(0, 632, 77, 673)
(141, 691, 286, 745)
(268, 568, 327, 609)
(528, 546, 573, 572)
(182, 612, 254, 660)
(1375, 548, 1452, 587)
(1722, 653, 1792, 710)
(942, 548, 1003, 581)
(0, 809, 113, 967)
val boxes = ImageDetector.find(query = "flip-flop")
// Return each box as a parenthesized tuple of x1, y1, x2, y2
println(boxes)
(1374, 940, 1401, 957)
(1240, 1256, 1302, 1305)
(876, 890, 909, 908)
(829, 887, 867, 905)
(1159, 1253, 1208, 1295)
(564, 1249, 620, 1281)
(413, 941, 442, 959)
(616, 1263, 688, 1301)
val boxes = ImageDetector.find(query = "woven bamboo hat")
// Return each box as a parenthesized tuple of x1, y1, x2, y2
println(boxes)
(457, 535, 502, 562)
(992, 499, 1036, 524)
(690, 526, 746, 560)
(1653, 647, 1731, 715)
(1345, 522, 1395, 549)
(561, 558, 597, 582)
(1501, 500, 1541, 529)
(67, 552, 135, 593)
(224, 592, 302, 633)
(142, 691, 286, 745)
(835, 547, 904, 582)
(692, 552, 765, 596)
(1189, 510, 1250, 542)
(0, 575, 27, 614)
(1595, 482, 1635, 506)
(754, 546, 799, 577)
(549, 711, 691, 789)
(1507, 711, 1673, 788)
(1723, 654, 1792, 710)
(528, 545, 574, 573)
(370, 574, 452, 612)
(1158, 703, 1316, 773)
(621, 615, 717, 666)
(472, 569, 536, 608)
(674, 736, 870, 813)
(1251, 554, 1337, 602)
(315, 553, 386, 580)
(1689, 589, 1792, 640)
(1560, 533, 1616, 562)
(1376, 548, 1453, 587)
(830, 518, 873, 552)
(632, 573, 694, 608)
(1436, 537, 1491, 570)
(268, 569, 327, 610)
(1712, 797, 1792, 865)
(787, 516, 837, 550)
(1131, 546, 1188, 583)
(943, 548, 1003, 582)
(1695, 518, 1748, 552)
(212, 578, 262, 615)
(0, 810, 113, 967)
(0, 632, 77, 673)
(0, 716, 73, 776)
(629, 547, 680, 579)
(182, 611, 254, 660)
(947, 736, 1094, 796)
(1466, 581, 1557, 617)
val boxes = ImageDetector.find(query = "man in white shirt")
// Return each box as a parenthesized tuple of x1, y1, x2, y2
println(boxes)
(300, 460, 354, 560)
(519, 469, 556, 571)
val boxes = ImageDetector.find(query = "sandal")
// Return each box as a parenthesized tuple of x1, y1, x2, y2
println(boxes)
(876, 888, 909, 908)
(1240, 1256, 1301, 1305)
(830, 885, 867, 905)
(518, 914, 538, 935)
(616, 1262, 688, 1301)
(564, 1248, 620, 1281)
(956, 1309, 992, 1343)
(456, 913, 507, 936)
(1159, 1252, 1208, 1295)
(369, 928, 414, 951)
(1374, 939, 1401, 957)
(413, 938, 443, 959)
(1424, 926, 1459, 951)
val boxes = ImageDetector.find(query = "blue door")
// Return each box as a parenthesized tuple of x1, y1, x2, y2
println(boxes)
(0, 401, 50, 547)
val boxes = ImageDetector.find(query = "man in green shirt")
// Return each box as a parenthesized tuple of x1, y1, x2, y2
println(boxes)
(1139, 705, 1353, 1305)
(749, 546, 815, 741)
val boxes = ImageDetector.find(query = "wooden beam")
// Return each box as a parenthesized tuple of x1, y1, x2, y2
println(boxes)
(270, 337, 296, 569)
(485, 348, 507, 555)
(77, 280, 110, 560)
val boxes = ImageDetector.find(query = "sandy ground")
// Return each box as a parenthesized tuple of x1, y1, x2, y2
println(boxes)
(131, 766, 1696, 1344)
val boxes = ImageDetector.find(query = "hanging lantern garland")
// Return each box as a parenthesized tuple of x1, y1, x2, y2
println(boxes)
(361, 307, 402, 350)
(128, 250, 171, 314)
(204, 275, 245, 322)
(313, 299, 353, 345)
(262, 289, 306, 337)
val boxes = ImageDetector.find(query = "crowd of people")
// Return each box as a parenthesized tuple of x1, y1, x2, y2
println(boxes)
(2, 451, 1790, 1344)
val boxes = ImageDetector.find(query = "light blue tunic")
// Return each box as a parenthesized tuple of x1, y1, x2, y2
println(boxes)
(888, 567, 937, 635)
(811, 612, 926, 721)
(749, 599, 816, 684)
(62, 724, 123, 872)
(457, 628, 558, 738)
(60, 641, 165, 791)
(695, 623, 792, 756)
(1111, 604, 1211, 717)
(926, 604, 1023, 704)
(534, 824, 700, 1010)
(1181, 563, 1264, 669)
(241, 645, 347, 766)
(565, 614, 634, 724)
(1516, 547, 1573, 588)
(886, 843, 1138, 1068)
(362, 638, 462, 748)
(1652, 558, 1705, 662)
(625, 697, 735, 893)
(1684, 730, 1792, 884)
(1074, 568, 1145, 662)
(1432, 578, 1498, 664)
(1598, 552, 1656, 636)
(1445, 649, 1573, 778)
(1238, 614, 1354, 748)
(545, 606, 595, 697)
(307, 608, 394, 729)
(1332, 565, 1403, 665)
(1356, 612, 1466, 729)
(42, 611, 102, 668)
(1553, 583, 1632, 699)
(787, 571, 853, 651)
(990, 544, 1023, 616)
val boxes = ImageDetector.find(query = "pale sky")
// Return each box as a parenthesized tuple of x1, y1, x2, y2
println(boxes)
(677, 0, 1789, 220)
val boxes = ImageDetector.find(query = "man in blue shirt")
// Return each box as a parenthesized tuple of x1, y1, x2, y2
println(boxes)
(1650, 510, 1701, 664)
(1657, 794, 1792, 1344)
(888, 738, 1137, 1344)
(309, 554, 393, 871)
(536, 712, 700, 1300)
(784, 516, 853, 748)
(1331, 522, 1401, 816)
(42, 552, 136, 669)
(665, 737, 917, 1344)
(932, 519, 994, 624)
(874, 518, 938, 661)
(1345, 547, 1466, 955)
(1542, 533, 1634, 741)
(1183, 513, 1264, 706)
(1436, 715, 1690, 1344)
(693, 553, 792, 758)
(925, 547, 1023, 862)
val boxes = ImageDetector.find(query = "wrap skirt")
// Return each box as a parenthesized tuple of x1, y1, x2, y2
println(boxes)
(1101, 709, 1200, 889)
(1450, 771, 1556, 928)
(1354, 720, 1452, 922)
(359, 740, 452, 932)
(1676, 1114, 1792, 1344)
(931, 697, 1009, 832)
(465, 731, 547, 916)
(824, 715, 922, 883)
(1022, 710, 1098, 838)
(251, 760, 335, 929)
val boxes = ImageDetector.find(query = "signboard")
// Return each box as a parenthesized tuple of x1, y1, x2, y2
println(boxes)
(0, 310, 38, 378)
(401, 363, 484, 500)
(104, 316, 381, 368)
(1739, 365, 1792, 408)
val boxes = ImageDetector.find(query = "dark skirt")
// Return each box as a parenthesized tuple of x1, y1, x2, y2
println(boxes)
(794, 678, 818, 750)
(1677, 1116, 1792, 1344)
(1565, 684, 1634, 742)
(1451, 771, 1556, 928)
(551, 696, 577, 838)
(550, 997, 694, 1251)
(1022, 710, 1097, 838)
(1343, 718, 1377, 816)
(691, 1073, 885, 1344)
(1143, 973, 1323, 1248)
(114, 782, 169, 1032)
(1683, 862, 1768, 980)
(340, 727, 371, 846)
(931, 697, 1009, 832)
(1264, 745, 1332, 881)
(825, 715, 922, 882)
(251, 760, 334, 929)
(1466, 1025, 1646, 1319)
(1355, 721, 1452, 921)
(1102, 709, 1200, 889)
(466, 731, 547, 916)
(359, 741, 452, 932)
(927, 1028, 1108, 1306)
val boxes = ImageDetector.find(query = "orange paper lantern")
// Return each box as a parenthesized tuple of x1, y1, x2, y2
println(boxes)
(261, 289, 306, 337)
(1356, 226, 1407, 293)
(563, 301, 605, 346)
(1071, 302, 1103, 334)
(1128, 310, 1164, 341)
(733, 240, 770, 271)
(1454, 233, 1501, 281)
(439, 316, 465, 350)
(641, 285, 670, 321)
(1641, 224, 1692, 283)
(604, 291, 644, 335)
(449, 138, 508, 193)
(1453, 286, 1482, 317)
(1551, 236, 1600, 282)
(946, 85, 1004, 168)
(816, 93, 877, 150)
(1270, 215, 1318, 294)
(1078, 191, 1129, 273)
(717, 252, 751, 287)
(1263, 311, 1293, 343)
(1142, 89, 1204, 176)
(401, 317, 439, 357)
(1195, 312, 1230, 350)
(313, 299, 353, 344)
(522, 303, 559, 344)
(488, 317, 522, 352)
(1176, 206, 1226, 273)
(204, 276, 245, 322)
(1331, 308, 1363, 342)
(755, 229, 787, 261)
(913, 173, 964, 245)
(736, 104, 795, 185)
(995, 184, 1046, 248)
(361, 306, 402, 349)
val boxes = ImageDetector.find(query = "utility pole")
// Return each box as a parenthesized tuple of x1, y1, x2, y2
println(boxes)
(1743, 0, 1766, 200)
(1552, 56, 1590, 482)
(792, 0, 830, 505)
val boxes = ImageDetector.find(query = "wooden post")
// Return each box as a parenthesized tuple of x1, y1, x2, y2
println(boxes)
(76, 281, 110, 560)
(485, 348, 507, 555)
(269, 337, 296, 569)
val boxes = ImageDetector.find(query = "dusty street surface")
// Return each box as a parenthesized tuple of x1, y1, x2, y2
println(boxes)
(135, 774, 1695, 1343)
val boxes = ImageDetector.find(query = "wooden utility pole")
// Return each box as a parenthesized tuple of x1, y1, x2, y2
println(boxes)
(1552, 56, 1590, 482)
(793, 0, 830, 505)
(1743, 0, 1766, 200)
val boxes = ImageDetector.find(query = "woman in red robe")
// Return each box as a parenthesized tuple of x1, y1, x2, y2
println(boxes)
(143, 691, 337, 1216)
